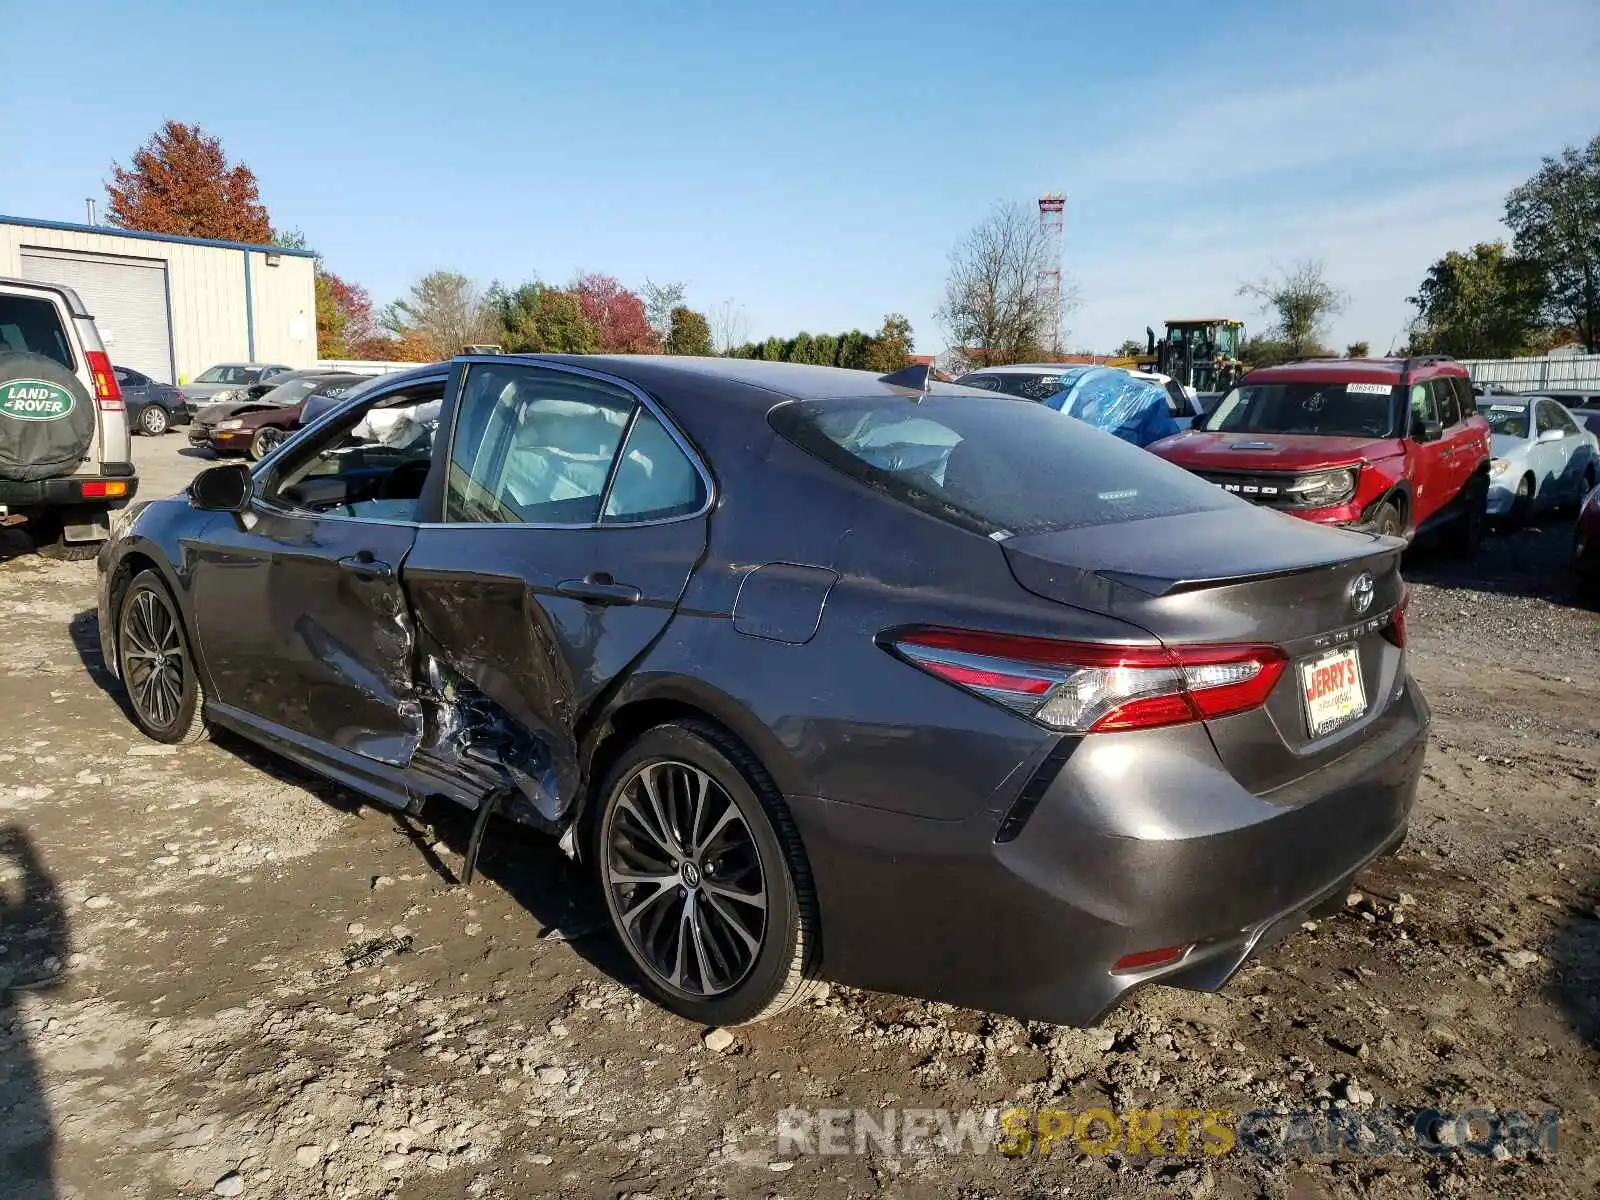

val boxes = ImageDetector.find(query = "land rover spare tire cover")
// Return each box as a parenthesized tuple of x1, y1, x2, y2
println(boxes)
(0, 352, 96, 482)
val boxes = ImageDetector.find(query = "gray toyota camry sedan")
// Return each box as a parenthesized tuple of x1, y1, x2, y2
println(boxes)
(96, 355, 1427, 1028)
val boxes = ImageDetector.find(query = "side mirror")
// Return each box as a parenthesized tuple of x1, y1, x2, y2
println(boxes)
(1411, 416, 1443, 443)
(1538, 427, 1566, 443)
(190, 462, 254, 513)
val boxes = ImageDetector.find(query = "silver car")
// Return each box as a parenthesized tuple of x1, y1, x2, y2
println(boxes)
(1478, 395, 1600, 521)
(181, 362, 292, 411)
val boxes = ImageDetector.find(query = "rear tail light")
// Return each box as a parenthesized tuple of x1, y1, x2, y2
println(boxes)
(85, 351, 124, 411)
(888, 628, 1287, 734)
(1111, 944, 1192, 974)
(1381, 584, 1410, 649)
(79, 480, 128, 499)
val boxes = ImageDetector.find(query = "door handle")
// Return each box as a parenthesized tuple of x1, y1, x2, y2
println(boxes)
(557, 573, 641, 606)
(338, 552, 393, 581)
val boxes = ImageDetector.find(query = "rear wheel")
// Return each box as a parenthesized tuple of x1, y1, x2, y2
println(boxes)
(248, 426, 286, 461)
(116, 570, 209, 745)
(137, 404, 170, 436)
(29, 512, 102, 562)
(593, 720, 819, 1026)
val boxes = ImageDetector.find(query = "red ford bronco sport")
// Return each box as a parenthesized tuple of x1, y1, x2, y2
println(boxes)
(1151, 356, 1490, 553)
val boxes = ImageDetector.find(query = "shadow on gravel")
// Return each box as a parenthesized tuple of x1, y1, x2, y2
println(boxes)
(400, 799, 637, 993)
(1404, 523, 1590, 609)
(0, 826, 68, 1200)
(1548, 876, 1600, 1050)
(68, 607, 635, 994)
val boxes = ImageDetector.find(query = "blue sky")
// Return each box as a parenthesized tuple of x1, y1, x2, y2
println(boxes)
(3, 0, 1597, 355)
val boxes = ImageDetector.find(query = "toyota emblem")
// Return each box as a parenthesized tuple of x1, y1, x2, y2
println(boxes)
(1349, 572, 1375, 616)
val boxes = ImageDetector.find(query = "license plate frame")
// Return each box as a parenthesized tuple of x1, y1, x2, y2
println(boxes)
(1299, 646, 1367, 739)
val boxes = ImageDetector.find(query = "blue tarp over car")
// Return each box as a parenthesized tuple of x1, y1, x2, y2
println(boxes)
(1044, 367, 1181, 448)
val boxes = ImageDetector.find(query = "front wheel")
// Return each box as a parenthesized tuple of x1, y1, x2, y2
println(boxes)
(116, 570, 209, 745)
(1371, 502, 1404, 540)
(137, 404, 170, 436)
(248, 426, 286, 461)
(593, 721, 819, 1026)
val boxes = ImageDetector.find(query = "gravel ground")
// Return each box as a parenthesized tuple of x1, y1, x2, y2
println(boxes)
(0, 437, 1596, 1199)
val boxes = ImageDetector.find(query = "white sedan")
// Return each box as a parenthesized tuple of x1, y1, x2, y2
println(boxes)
(1477, 395, 1600, 521)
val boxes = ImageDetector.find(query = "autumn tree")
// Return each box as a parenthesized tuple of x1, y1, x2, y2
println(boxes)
(380, 271, 496, 358)
(1406, 242, 1545, 358)
(1238, 259, 1345, 359)
(868, 313, 914, 373)
(1505, 134, 1600, 352)
(664, 306, 714, 356)
(573, 273, 658, 353)
(106, 121, 274, 244)
(711, 299, 751, 355)
(642, 279, 687, 342)
(937, 202, 1065, 368)
(312, 271, 375, 358)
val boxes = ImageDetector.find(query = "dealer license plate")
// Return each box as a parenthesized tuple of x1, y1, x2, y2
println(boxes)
(1299, 647, 1366, 738)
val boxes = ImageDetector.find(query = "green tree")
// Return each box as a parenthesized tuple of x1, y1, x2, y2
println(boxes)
(1238, 259, 1344, 359)
(837, 330, 872, 370)
(1345, 341, 1370, 358)
(1505, 134, 1600, 353)
(1113, 338, 1147, 358)
(868, 313, 914, 373)
(789, 332, 816, 365)
(812, 333, 840, 366)
(1406, 242, 1545, 358)
(1240, 335, 1293, 369)
(664, 305, 714, 356)
(760, 335, 786, 362)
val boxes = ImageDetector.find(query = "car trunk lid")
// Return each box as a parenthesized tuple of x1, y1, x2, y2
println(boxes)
(1001, 505, 1408, 793)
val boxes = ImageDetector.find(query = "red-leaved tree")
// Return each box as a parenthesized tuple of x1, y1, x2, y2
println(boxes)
(106, 121, 274, 244)
(573, 273, 660, 353)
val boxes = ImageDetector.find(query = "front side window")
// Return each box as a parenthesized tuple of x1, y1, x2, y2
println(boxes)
(1536, 401, 1560, 434)
(1208, 381, 1401, 439)
(445, 364, 632, 525)
(770, 394, 1232, 537)
(1409, 383, 1437, 431)
(260, 383, 444, 520)
(1552, 405, 1582, 435)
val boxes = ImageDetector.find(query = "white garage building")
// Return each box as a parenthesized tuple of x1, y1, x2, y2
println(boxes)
(0, 215, 318, 385)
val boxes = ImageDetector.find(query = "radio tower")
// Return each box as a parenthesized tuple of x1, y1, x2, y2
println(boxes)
(1037, 194, 1065, 357)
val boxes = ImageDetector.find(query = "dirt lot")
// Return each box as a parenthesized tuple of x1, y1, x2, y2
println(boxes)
(1, 436, 1597, 1200)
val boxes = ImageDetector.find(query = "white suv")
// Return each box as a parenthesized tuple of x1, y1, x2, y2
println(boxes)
(0, 276, 136, 559)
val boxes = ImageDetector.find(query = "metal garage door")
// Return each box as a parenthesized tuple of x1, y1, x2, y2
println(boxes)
(20, 249, 174, 383)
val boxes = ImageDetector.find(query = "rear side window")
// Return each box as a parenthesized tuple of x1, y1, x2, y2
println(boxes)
(0, 295, 75, 371)
(446, 363, 633, 525)
(770, 395, 1233, 537)
(1433, 378, 1461, 426)
(602, 407, 704, 523)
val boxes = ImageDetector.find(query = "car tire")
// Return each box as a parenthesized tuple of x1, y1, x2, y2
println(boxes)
(248, 426, 286, 461)
(137, 404, 170, 436)
(1371, 501, 1404, 540)
(592, 719, 820, 1027)
(29, 513, 101, 562)
(1510, 474, 1534, 526)
(115, 569, 209, 745)
(1445, 474, 1487, 557)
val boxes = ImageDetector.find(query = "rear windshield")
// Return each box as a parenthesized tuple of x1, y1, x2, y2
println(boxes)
(954, 371, 1072, 402)
(1206, 381, 1401, 438)
(0, 295, 75, 371)
(1478, 403, 1530, 438)
(769, 395, 1234, 537)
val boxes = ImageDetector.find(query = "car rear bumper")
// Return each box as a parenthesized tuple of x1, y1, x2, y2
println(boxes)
(788, 673, 1429, 1026)
(0, 474, 139, 511)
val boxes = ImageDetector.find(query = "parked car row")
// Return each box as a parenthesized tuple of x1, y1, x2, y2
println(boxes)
(187, 370, 368, 459)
